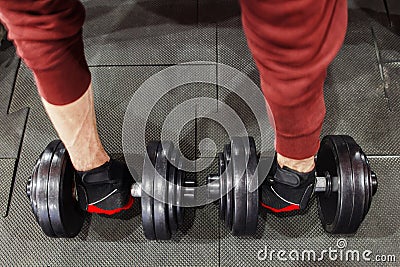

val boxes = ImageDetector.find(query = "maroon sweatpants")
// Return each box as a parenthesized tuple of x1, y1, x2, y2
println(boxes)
(0, 0, 91, 105)
(0, 0, 347, 159)
(240, 0, 348, 158)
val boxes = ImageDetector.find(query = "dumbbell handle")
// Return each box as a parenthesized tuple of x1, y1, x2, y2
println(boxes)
(130, 182, 196, 200)
(209, 171, 378, 197)
(207, 174, 339, 196)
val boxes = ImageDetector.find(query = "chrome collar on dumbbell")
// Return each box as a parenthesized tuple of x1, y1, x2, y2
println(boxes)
(315, 171, 378, 197)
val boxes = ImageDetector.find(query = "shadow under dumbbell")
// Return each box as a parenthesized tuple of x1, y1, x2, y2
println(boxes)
(77, 215, 92, 241)
(89, 201, 142, 241)
(172, 208, 197, 242)
(258, 196, 320, 238)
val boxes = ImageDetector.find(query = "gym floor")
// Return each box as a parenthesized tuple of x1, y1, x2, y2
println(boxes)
(0, 0, 400, 266)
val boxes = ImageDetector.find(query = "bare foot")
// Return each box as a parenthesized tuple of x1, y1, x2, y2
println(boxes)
(277, 153, 315, 173)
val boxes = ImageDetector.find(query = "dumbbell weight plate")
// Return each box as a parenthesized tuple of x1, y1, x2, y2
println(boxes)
(218, 137, 259, 235)
(361, 151, 373, 218)
(28, 140, 85, 238)
(218, 152, 226, 220)
(224, 144, 233, 230)
(231, 137, 248, 235)
(244, 137, 259, 235)
(141, 141, 158, 240)
(175, 152, 185, 226)
(153, 141, 172, 240)
(230, 137, 259, 235)
(316, 135, 371, 234)
(142, 141, 189, 240)
(168, 148, 179, 234)
(342, 135, 372, 232)
(47, 141, 85, 237)
(28, 159, 40, 224)
(33, 141, 59, 237)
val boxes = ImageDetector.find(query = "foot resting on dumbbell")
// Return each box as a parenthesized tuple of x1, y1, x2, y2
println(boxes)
(261, 155, 315, 213)
(76, 159, 134, 215)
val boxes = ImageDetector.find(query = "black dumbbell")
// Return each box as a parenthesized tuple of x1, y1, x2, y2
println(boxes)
(26, 140, 195, 240)
(207, 136, 260, 236)
(206, 135, 378, 236)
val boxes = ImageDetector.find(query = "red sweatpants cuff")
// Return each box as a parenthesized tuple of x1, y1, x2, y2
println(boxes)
(275, 130, 321, 160)
(34, 36, 91, 106)
(35, 66, 91, 106)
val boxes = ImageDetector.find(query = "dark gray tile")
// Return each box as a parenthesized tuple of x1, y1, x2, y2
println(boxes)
(321, 37, 392, 155)
(198, 1, 270, 157)
(387, 0, 400, 15)
(382, 63, 400, 111)
(0, 47, 28, 219)
(198, 0, 241, 25)
(0, 46, 28, 159)
(0, 44, 17, 100)
(322, 9, 400, 154)
(196, 85, 274, 158)
(354, 1, 400, 63)
(371, 19, 400, 63)
(216, 14, 259, 86)
(0, 159, 16, 217)
(82, 0, 216, 66)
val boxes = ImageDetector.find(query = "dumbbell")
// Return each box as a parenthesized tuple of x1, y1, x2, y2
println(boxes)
(206, 135, 378, 236)
(26, 140, 195, 240)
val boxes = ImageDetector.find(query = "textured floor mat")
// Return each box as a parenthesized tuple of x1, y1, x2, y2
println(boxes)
(0, 46, 28, 219)
(322, 9, 400, 153)
(382, 64, 400, 112)
(1, 0, 400, 266)
(0, 159, 16, 217)
(0, 46, 28, 159)
(82, 0, 216, 66)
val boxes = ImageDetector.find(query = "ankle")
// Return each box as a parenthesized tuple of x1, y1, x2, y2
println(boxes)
(276, 153, 315, 173)
(70, 148, 110, 172)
